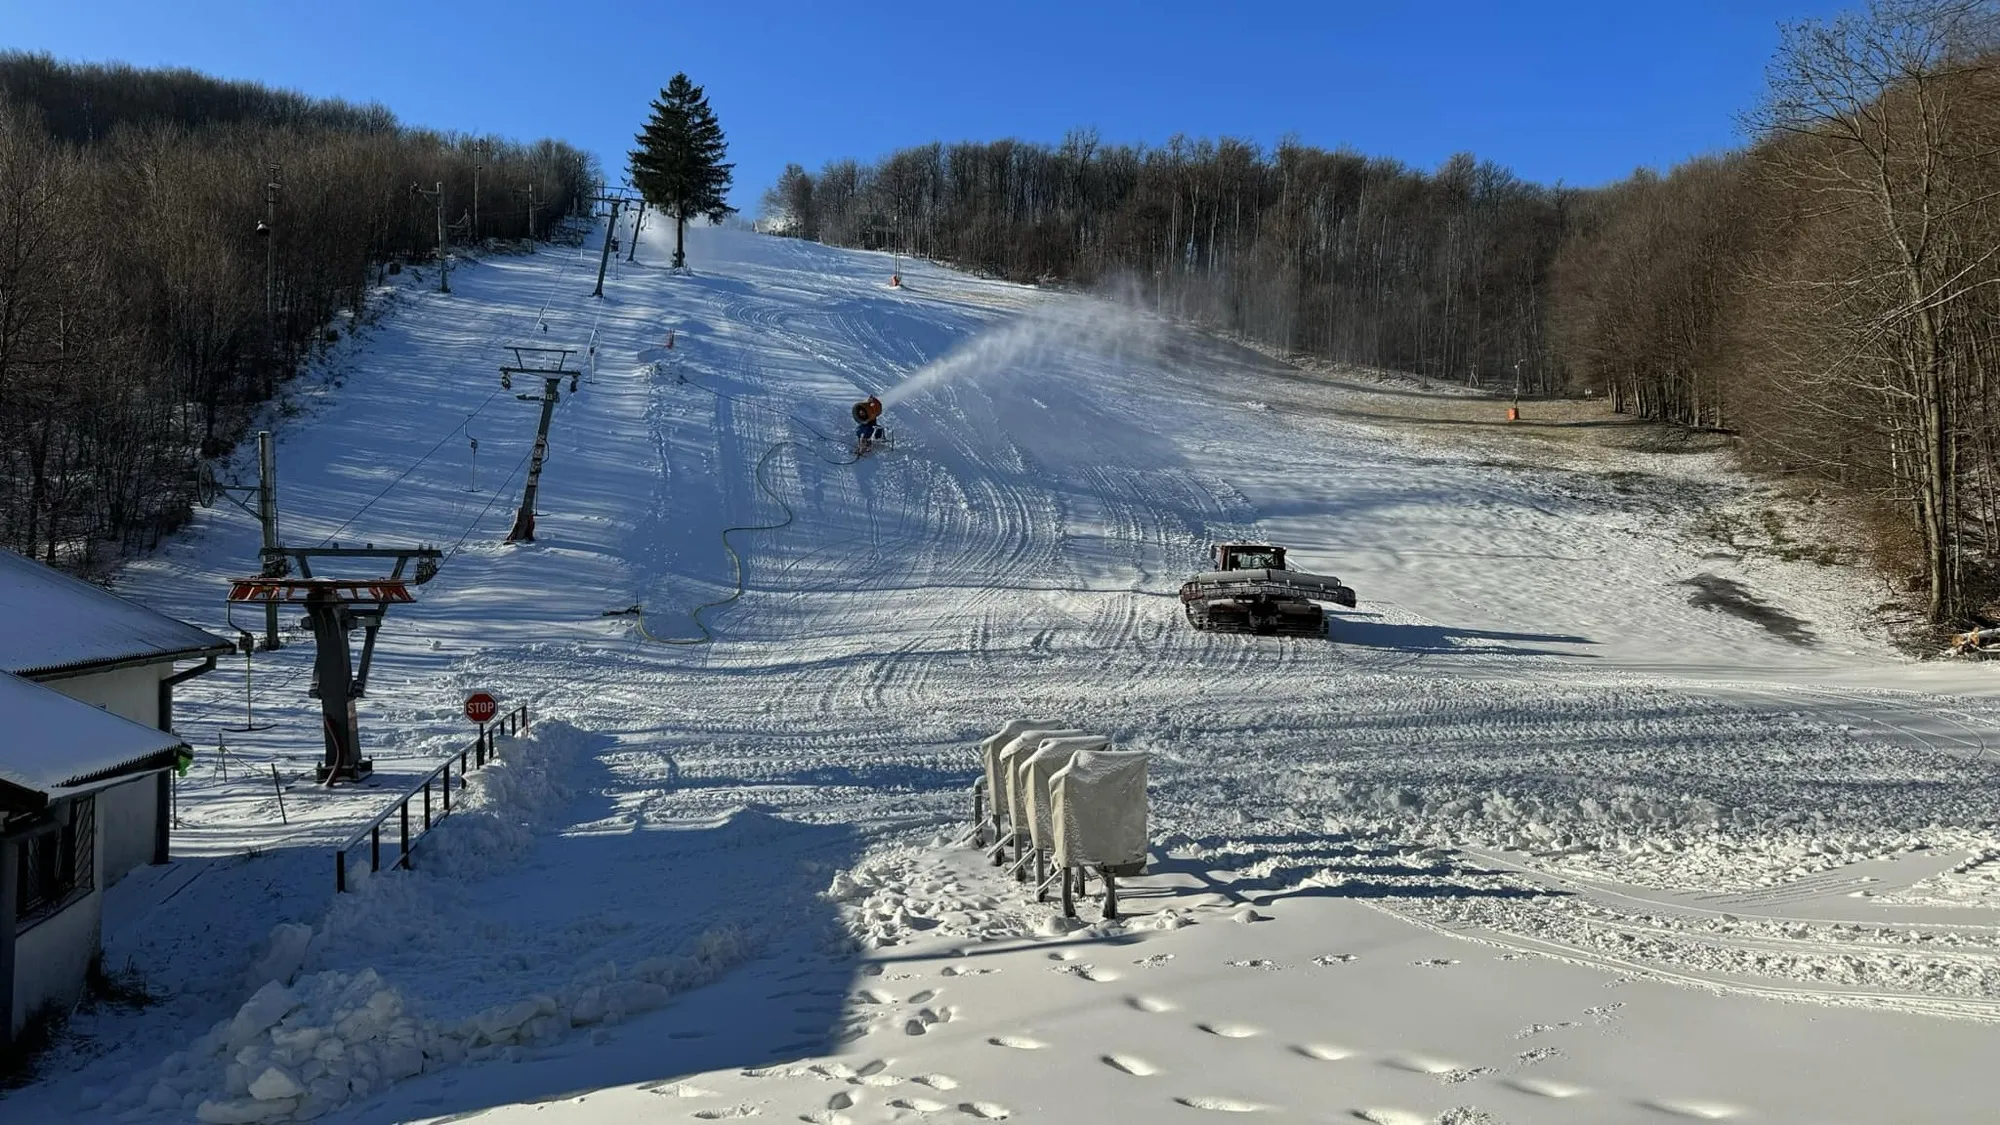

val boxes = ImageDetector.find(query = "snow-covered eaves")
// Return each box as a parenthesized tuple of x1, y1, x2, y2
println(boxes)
(0, 671, 185, 808)
(0, 548, 233, 680)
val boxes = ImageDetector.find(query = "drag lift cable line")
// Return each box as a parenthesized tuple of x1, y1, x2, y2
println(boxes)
(316, 215, 603, 551)
(316, 389, 502, 546)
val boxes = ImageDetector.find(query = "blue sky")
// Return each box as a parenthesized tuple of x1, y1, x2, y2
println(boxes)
(1, 0, 1855, 209)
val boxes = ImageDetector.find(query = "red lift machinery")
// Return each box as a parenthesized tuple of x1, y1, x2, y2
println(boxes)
(226, 545, 441, 783)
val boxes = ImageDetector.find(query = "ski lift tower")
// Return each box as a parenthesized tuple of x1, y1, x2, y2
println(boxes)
(499, 345, 582, 543)
(225, 545, 442, 783)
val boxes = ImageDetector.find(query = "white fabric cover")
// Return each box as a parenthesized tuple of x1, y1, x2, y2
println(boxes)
(1021, 736, 1109, 852)
(996, 728, 1088, 835)
(980, 720, 1062, 816)
(1050, 749, 1150, 869)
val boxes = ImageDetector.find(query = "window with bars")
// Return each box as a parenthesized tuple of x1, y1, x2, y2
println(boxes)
(15, 796, 94, 931)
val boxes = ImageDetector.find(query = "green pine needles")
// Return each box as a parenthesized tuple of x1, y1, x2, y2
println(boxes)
(629, 73, 734, 269)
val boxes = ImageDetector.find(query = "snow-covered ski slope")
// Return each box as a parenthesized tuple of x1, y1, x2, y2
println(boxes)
(15, 220, 2000, 1124)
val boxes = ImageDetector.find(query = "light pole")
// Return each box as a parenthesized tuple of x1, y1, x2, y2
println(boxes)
(472, 139, 489, 243)
(256, 163, 281, 396)
(410, 181, 449, 293)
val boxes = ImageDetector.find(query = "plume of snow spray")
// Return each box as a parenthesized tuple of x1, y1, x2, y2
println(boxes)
(877, 292, 1162, 407)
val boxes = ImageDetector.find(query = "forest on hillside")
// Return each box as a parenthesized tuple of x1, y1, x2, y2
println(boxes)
(768, 2, 2000, 632)
(0, 54, 599, 569)
(767, 0, 2000, 629)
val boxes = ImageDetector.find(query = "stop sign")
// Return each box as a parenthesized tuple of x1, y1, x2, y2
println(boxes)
(464, 691, 498, 724)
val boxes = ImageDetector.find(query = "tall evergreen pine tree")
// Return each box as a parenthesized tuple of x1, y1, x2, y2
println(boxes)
(629, 74, 733, 268)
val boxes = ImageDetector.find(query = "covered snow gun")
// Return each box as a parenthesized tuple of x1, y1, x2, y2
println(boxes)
(851, 395, 887, 456)
(1179, 543, 1357, 637)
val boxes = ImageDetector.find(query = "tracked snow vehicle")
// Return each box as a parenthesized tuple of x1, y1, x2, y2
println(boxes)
(1179, 543, 1357, 636)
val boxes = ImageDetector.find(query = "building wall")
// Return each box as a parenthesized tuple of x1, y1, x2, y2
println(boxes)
(94, 775, 161, 889)
(40, 664, 167, 729)
(36, 665, 171, 887)
(9, 820, 104, 1038)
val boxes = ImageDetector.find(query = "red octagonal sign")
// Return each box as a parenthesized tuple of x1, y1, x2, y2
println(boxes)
(464, 691, 498, 724)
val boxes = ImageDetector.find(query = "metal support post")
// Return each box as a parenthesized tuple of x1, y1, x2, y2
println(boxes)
(258, 431, 281, 649)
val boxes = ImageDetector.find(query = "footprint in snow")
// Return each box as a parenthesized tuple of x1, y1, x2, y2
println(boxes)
(1291, 1043, 1354, 1061)
(1127, 995, 1176, 1013)
(853, 989, 894, 1005)
(855, 1059, 890, 1078)
(1351, 1110, 1427, 1125)
(1411, 959, 1460, 968)
(1312, 954, 1358, 965)
(810, 1063, 857, 1081)
(641, 1082, 718, 1097)
(1101, 1053, 1160, 1076)
(1198, 1022, 1262, 1039)
(911, 1074, 959, 1091)
(907, 989, 938, 1004)
(888, 1097, 952, 1113)
(855, 1072, 903, 1088)
(826, 1091, 855, 1111)
(1507, 1076, 1587, 1098)
(988, 1035, 1047, 1050)
(1639, 1100, 1742, 1120)
(1175, 1095, 1269, 1112)
(1382, 1055, 1466, 1076)
(958, 1103, 1010, 1120)
(692, 1108, 761, 1120)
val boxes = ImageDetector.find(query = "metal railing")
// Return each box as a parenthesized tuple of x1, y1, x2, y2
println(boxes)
(334, 702, 530, 892)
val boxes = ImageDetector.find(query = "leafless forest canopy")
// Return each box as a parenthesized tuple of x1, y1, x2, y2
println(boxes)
(768, 1, 2000, 628)
(0, 54, 598, 568)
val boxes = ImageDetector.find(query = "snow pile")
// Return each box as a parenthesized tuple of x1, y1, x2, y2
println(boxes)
(157, 928, 749, 1124)
(100, 721, 755, 1124)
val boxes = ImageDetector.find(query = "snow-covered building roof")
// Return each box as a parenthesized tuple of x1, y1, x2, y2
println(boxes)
(0, 547, 232, 679)
(0, 672, 185, 806)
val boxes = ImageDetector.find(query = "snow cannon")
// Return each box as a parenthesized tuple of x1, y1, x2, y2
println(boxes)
(851, 395, 887, 456)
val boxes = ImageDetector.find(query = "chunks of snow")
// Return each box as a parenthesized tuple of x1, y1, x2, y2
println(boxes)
(248, 923, 314, 989)
(197, 1096, 298, 1124)
(226, 982, 302, 1052)
(246, 1066, 305, 1101)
